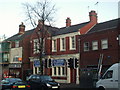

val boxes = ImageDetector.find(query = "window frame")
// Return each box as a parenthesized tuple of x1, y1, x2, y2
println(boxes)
(15, 41, 19, 48)
(101, 39, 108, 49)
(52, 39, 57, 52)
(102, 70, 113, 79)
(52, 66, 66, 76)
(92, 41, 98, 50)
(60, 38, 66, 51)
(70, 36, 76, 50)
(84, 42, 89, 51)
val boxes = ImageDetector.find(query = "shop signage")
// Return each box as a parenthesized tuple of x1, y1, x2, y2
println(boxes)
(52, 59, 65, 66)
(9, 63, 21, 68)
(34, 60, 40, 67)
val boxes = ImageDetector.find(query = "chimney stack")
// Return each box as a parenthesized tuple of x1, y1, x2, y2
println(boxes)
(89, 10, 97, 24)
(66, 17, 71, 27)
(19, 22, 25, 35)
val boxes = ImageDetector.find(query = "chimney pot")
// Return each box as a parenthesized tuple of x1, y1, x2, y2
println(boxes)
(19, 22, 25, 34)
(66, 17, 71, 27)
(89, 10, 97, 24)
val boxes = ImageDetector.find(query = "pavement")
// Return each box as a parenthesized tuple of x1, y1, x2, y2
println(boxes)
(60, 83, 97, 90)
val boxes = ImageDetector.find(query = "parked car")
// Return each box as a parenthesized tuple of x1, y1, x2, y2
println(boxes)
(1, 78, 31, 90)
(27, 74, 60, 90)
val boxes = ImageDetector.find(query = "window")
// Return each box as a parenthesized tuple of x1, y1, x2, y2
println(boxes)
(33, 39, 40, 54)
(58, 67, 61, 75)
(62, 67, 66, 75)
(15, 41, 19, 48)
(92, 41, 98, 50)
(70, 36, 76, 50)
(102, 70, 113, 79)
(84, 42, 89, 51)
(52, 40, 57, 52)
(60, 38, 66, 51)
(13, 56, 20, 62)
(52, 66, 66, 76)
(3, 53, 8, 62)
(101, 39, 108, 49)
(54, 67, 56, 75)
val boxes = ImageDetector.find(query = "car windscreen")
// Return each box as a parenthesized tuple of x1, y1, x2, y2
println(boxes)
(6, 78, 22, 83)
(40, 76, 53, 81)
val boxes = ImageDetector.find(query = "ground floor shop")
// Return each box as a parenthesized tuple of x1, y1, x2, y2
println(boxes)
(29, 54, 80, 84)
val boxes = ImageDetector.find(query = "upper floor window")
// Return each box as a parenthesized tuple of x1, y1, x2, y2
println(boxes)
(92, 41, 98, 50)
(15, 41, 19, 48)
(60, 38, 66, 51)
(52, 39, 57, 52)
(70, 36, 76, 50)
(84, 42, 89, 51)
(101, 39, 108, 49)
(33, 39, 40, 54)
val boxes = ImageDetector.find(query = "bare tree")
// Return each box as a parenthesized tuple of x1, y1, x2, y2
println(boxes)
(23, 0, 56, 74)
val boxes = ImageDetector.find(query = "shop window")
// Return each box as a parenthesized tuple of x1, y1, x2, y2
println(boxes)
(62, 67, 65, 75)
(54, 67, 56, 75)
(52, 66, 66, 76)
(58, 67, 61, 75)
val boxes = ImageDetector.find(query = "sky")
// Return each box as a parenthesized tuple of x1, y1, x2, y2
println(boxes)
(0, 0, 119, 39)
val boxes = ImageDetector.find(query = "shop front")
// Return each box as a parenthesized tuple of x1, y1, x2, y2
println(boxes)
(9, 63, 22, 78)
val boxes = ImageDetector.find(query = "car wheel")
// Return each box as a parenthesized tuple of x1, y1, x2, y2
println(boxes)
(98, 86, 105, 90)
(41, 86, 45, 90)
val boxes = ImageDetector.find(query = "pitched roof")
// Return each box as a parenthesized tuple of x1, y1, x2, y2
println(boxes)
(5, 29, 34, 41)
(5, 21, 89, 41)
(88, 18, 119, 33)
(53, 22, 89, 36)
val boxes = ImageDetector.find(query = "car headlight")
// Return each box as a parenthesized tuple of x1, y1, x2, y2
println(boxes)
(46, 83, 51, 87)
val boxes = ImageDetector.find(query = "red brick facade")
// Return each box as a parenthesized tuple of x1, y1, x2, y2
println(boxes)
(79, 23, 120, 73)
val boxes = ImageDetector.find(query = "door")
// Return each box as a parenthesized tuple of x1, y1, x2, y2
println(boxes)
(100, 70, 113, 88)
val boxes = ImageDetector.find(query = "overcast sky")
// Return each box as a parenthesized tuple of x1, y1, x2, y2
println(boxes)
(0, 0, 119, 38)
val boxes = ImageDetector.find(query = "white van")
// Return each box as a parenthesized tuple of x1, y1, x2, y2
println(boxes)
(96, 63, 120, 90)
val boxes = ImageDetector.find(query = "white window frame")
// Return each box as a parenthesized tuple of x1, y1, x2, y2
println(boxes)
(33, 39, 42, 54)
(101, 39, 108, 49)
(92, 41, 98, 50)
(70, 36, 76, 50)
(84, 42, 89, 51)
(52, 39, 57, 52)
(60, 38, 66, 51)
(52, 66, 66, 76)
(15, 41, 19, 48)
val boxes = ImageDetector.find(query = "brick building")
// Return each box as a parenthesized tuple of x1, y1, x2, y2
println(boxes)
(28, 10, 97, 83)
(79, 18, 120, 76)
(2, 23, 33, 79)
(2, 10, 98, 83)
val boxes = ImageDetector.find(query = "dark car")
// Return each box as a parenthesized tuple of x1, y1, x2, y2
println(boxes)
(27, 75, 60, 90)
(1, 78, 31, 90)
